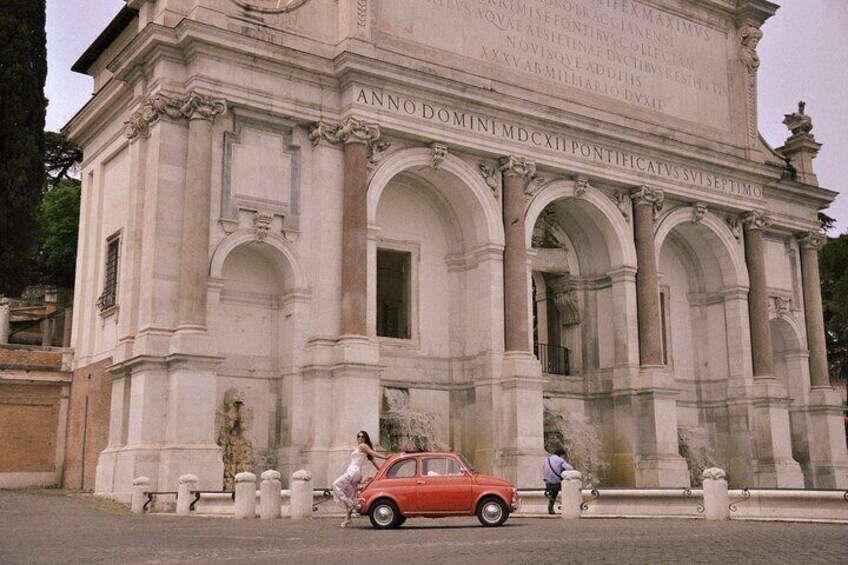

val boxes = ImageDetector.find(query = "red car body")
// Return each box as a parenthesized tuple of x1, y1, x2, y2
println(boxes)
(357, 451, 520, 528)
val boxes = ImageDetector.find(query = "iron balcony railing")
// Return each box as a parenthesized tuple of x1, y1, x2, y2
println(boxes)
(535, 342, 570, 376)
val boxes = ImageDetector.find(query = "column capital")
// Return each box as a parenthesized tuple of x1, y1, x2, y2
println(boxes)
(498, 155, 537, 181)
(629, 185, 663, 207)
(741, 210, 770, 231)
(797, 230, 827, 251)
(309, 117, 380, 146)
(124, 91, 227, 139)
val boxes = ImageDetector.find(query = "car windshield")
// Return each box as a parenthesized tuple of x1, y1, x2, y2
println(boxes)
(459, 454, 477, 473)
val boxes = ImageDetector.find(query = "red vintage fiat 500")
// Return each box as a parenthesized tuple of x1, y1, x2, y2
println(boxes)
(357, 451, 519, 528)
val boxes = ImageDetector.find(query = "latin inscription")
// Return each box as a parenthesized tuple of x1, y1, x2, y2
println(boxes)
(377, 0, 731, 128)
(355, 88, 762, 200)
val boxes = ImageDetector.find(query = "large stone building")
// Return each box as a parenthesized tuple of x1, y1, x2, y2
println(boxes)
(65, 0, 847, 499)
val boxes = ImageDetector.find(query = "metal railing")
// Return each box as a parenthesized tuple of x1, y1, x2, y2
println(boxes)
(535, 342, 570, 375)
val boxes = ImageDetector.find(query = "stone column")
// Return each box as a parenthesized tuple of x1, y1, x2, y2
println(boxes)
(797, 231, 829, 388)
(176, 474, 198, 515)
(742, 212, 774, 377)
(630, 186, 664, 367)
(499, 155, 536, 353)
(176, 93, 227, 332)
(310, 118, 380, 336)
(259, 470, 282, 519)
(289, 469, 314, 519)
(702, 468, 729, 521)
(0, 297, 9, 345)
(560, 470, 583, 520)
(131, 476, 151, 514)
(234, 472, 257, 519)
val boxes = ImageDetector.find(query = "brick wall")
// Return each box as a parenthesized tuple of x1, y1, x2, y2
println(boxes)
(63, 358, 112, 490)
(0, 383, 64, 473)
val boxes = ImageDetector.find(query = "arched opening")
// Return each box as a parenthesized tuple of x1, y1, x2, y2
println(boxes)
(656, 214, 748, 484)
(370, 154, 502, 463)
(211, 241, 299, 484)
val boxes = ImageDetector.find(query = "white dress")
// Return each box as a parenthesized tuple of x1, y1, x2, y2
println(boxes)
(332, 449, 368, 509)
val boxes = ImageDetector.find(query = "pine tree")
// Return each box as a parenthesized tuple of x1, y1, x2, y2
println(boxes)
(0, 1, 47, 296)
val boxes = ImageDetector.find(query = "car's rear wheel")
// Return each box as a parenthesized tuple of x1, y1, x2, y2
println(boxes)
(369, 499, 402, 529)
(476, 496, 509, 527)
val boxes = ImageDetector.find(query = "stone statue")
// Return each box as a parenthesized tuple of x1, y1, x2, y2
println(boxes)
(782, 101, 814, 136)
(216, 388, 254, 491)
(738, 24, 763, 71)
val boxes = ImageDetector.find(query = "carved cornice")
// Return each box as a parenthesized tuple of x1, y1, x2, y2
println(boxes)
(230, 0, 311, 13)
(797, 230, 827, 251)
(741, 210, 770, 231)
(124, 92, 227, 139)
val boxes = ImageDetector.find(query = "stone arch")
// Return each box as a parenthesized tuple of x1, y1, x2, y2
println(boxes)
(770, 314, 806, 354)
(654, 208, 749, 290)
(210, 229, 308, 292)
(524, 180, 637, 272)
(368, 147, 504, 248)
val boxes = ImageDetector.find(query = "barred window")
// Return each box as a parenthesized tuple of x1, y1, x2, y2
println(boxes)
(97, 234, 120, 311)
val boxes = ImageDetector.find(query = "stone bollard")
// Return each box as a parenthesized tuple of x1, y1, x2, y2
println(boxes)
(702, 467, 729, 521)
(289, 469, 314, 520)
(131, 476, 151, 514)
(176, 474, 198, 515)
(0, 297, 10, 345)
(259, 470, 282, 519)
(234, 472, 257, 519)
(560, 470, 583, 520)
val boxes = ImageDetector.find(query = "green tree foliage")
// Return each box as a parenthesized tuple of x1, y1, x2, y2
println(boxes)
(819, 233, 848, 390)
(37, 180, 80, 289)
(0, 1, 47, 296)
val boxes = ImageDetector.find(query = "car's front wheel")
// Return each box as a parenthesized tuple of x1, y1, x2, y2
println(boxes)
(369, 499, 402, 529)
(476, 496, 509, 527)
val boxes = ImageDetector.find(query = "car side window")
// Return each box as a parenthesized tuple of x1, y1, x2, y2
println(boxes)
(422, 457, 464, 476)
(386, 458, 417, 479)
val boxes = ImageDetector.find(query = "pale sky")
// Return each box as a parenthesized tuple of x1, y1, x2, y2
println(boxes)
(46, 0, 848, 233)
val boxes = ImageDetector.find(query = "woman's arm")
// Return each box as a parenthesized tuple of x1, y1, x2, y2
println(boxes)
(360, 443, 390, 462)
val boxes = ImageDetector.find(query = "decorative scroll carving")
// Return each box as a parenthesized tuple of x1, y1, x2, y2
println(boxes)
(524, 176, 547, 199)
(574, 176, 590, 198)
(124, 92, 227, 139)
(308, 117, 380, 146)
(356, 0, 368, 35)
(430, 143, 448, 169)
(609, 191, 630, 221)
(253, 211, 273, 242)
(726, 216, 742, 240)
(532, 209, 568, 249)
(368, 139, 392, 169)
(741, 210, 770, 231)
(738, 24, 763, 71)
(692, 202, 707, 224)
(477, 162, 500, 198)
(797, 230, 826, 251)
(783, 101, 814, 137)
(553, 289, 581, 326)
(630, 185, 664, 220)
(773, 296, 792, 319)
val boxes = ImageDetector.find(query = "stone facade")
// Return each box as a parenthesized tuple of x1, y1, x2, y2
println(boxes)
(64, 0, 847, 498)
(63, 358, 113, 490)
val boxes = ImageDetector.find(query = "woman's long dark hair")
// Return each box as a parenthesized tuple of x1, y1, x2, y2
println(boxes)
(358, 430, 374, 461)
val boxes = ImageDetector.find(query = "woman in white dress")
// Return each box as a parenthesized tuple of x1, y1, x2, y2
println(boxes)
(333, 430, 387, 527)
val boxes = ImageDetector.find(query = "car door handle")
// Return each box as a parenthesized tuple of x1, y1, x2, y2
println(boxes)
(416, 480, 426, 485)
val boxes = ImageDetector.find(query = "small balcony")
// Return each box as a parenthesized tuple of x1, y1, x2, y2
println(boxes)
(535, 342, 570, 376)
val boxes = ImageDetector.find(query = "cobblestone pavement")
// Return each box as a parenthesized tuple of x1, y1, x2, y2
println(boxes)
(1, 490, 846, 565)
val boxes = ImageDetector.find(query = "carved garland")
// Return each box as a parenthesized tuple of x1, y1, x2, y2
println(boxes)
(738, 24, 763, 144)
